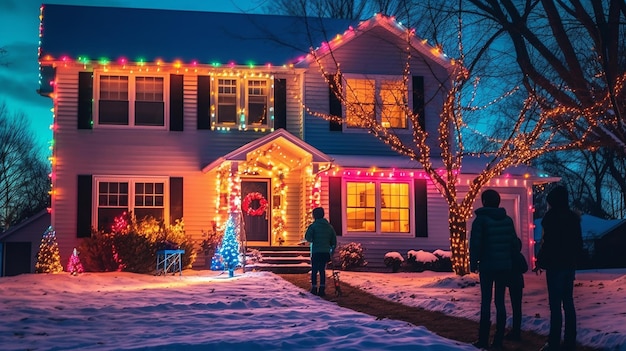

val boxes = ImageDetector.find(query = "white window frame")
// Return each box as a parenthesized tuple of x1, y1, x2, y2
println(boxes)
(92, 176, 170, 230)
(213, 76, 273, 130)
(342, 177, 414, 237)
(93, 70, 169, 130)
(342, 74, 411, 134)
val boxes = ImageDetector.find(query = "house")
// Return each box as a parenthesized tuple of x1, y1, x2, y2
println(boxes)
(37, 4, 551, 271)
(0, 210, 50, 276)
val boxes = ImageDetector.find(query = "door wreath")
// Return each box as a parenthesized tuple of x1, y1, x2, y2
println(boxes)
(242, 192, 268, 216)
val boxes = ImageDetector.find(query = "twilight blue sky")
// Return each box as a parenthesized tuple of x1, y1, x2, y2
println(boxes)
(0, 0, 264, 150)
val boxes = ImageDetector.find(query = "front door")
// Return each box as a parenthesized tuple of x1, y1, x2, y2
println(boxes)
(240, 179, 270, 245)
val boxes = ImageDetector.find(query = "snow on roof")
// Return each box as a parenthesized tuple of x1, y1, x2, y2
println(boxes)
(39, 4, 355, 65)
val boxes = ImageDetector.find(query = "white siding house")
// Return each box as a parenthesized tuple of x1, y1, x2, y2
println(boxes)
(37, 4, 550, 270)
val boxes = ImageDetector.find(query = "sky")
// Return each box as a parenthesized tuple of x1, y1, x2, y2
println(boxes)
(0, 268, 624, 350)
(0, 0, 264, 150)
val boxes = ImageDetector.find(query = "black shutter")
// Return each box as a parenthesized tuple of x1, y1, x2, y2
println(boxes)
(197, 75, 211, 130)
(414, 178, 428, 237)
(328, 176, 342, 236)
(274, 78, 287, 130)
(78, 72, 93, 129)
(77, 175, 93, 238)
(327, 74, 343, 131)
(170, 74, 184, 131)
(170, 177, 183, 224)
(412, 76, 425, 130)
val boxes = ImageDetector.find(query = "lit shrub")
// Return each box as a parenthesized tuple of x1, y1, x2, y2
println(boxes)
(338, 242, 367, 270)
(79, 213, 196, 273)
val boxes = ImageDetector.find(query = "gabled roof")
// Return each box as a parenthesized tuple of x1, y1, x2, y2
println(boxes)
(38, 5, 454, 70)
(202, 129, 333, 173)
(301, 13, 454, 70)
(39, 4, 354, 66)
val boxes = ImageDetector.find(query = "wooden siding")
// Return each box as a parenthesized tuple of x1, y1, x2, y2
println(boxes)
(302, 26, 450, 155)
(50, 65, 304, 264)
(319, 173, 533, 269)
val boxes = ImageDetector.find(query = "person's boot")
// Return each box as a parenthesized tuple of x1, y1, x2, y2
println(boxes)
(318, 285, 326, 297)
(310, 286, 318, 295)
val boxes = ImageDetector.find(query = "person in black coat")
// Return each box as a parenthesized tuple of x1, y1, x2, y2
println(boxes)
(536, 185, 584, 351)
(469, 189, 518, 350)
(505, 237, 528, 341)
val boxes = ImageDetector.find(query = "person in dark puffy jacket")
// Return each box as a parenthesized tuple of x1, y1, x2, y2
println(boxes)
(537, 185, 584, 351)
(469, 189, 518, 350)
(305, 207, 337, 297)
(505, 236, 528, 341)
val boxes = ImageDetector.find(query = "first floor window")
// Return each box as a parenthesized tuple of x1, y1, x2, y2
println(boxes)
(96, 177, 166, 231)
(345, 180, 411, 234)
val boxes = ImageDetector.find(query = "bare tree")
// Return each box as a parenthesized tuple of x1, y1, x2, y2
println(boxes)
(264, 0, 422, 24)
(467, 0, 626, 156)
(304, 10, 590, 274)
(0, 102, 50, 231)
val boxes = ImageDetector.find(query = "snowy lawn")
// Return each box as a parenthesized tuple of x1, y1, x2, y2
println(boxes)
(1, 268, 624, 350)
(339, 268, 626, 351)
(0, 270, 476, 351)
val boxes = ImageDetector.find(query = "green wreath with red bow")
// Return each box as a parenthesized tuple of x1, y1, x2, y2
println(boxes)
(242, 192, 268, 216)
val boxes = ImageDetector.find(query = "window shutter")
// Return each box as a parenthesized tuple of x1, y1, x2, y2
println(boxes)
(170, 74, 184, 131)
(78, 72, 93, 129)
(274, 78, 287, 130)
(328, 176, 342, 236)
(414, 178, 428, 237)
(327, 74, 343, 131)
(76, 175, 93, 238)
(197, 75, 211, 130)
(412, 76, 425, 130)
(170, 177, 183, 224)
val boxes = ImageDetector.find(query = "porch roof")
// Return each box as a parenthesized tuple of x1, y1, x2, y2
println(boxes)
(202, 129, 333, 173)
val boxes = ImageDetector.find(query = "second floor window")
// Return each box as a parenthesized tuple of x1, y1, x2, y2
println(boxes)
(215, 77, 271, 128)
(344, 76, 408, 130)
(97, 74, 166, 128)
(217, 78, 238, 125)
(247, 80, 268, 125)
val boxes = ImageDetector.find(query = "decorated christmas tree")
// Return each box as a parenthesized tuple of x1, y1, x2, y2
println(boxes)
(35, 226, 64, 273)
(66, 248, 84, 275)
(211, 214, 243, 277)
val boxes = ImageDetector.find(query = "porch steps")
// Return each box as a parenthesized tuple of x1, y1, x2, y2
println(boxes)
(244, 246, 311, 274)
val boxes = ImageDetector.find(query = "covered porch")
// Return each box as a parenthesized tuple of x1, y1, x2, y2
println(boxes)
(202, 129, 333, 248)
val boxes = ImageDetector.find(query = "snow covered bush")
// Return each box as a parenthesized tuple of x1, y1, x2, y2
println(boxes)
(406, 250, 438, 272)
(384, 252, 404, 273)
(432, 249, 453, 272)
(338, 242, 367, 270)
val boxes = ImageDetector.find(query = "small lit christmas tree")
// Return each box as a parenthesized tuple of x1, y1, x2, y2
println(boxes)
(66, 248, 84, 275)
(211, 214, 243, 277)
(35, 226, 63, 273)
